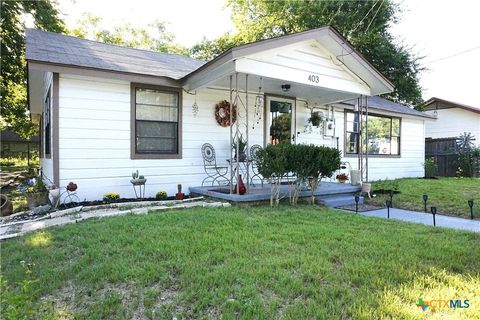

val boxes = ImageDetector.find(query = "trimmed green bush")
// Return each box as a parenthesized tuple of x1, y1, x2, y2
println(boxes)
(255, 143, 341, 205)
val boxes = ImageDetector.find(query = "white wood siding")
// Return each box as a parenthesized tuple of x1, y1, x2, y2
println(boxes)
(240, 40, 371, 96)
(58, 74, 426, 200)
(58, 74, 263, 200)
(425, 108, 480, 146)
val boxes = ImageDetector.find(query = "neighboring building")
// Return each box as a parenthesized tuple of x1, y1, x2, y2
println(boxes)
(1, 129, 40, 159)
(26, 27, 434, 201)
(423, 97, 480, 146)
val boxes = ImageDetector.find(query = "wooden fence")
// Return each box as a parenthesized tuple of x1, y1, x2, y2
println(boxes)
(425, 138, 458, 177)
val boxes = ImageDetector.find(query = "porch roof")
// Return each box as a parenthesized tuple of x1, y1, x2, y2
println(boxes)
(182, 27, 394, 98)
(337, 96, 436, 120)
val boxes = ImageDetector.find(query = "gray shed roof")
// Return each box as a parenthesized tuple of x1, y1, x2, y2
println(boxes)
(25, 29, 205, 80)
(338, 96, 435, 119)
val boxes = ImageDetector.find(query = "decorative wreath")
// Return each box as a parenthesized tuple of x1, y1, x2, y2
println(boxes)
(215, 100, 237, 127)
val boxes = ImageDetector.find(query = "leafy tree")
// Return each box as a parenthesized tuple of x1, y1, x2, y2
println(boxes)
(1, 0, 65, 138)
(69, 13, 189, 55)
(191, 0, 423, 106)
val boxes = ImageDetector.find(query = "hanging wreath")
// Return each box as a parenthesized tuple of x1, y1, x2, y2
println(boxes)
(215, 100, 237, 127)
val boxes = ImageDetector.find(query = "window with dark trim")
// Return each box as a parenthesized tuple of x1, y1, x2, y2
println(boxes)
(345, 111, 401, 156)
(44, 87, 51, 158)
(132, 85, 180, 157)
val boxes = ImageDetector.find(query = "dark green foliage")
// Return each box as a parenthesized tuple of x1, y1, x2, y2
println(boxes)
(191, 0, 423, 106)
(424, 157, 436, 178)
(1, 0, 66, 138)
(456, 133, 480, 177)
(255, 143, 341, 205)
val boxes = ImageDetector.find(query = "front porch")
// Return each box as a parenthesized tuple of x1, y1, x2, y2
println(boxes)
(189, 181, 361, 204)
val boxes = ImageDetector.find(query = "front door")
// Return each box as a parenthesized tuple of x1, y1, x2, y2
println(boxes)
(265, 96, 296, 145)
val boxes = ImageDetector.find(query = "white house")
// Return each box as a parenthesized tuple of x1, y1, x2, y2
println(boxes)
(423, 97, 480, 146)
(26, 27, 434, 201)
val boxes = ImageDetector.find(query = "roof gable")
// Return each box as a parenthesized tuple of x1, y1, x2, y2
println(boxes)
(239, 39, 370, 95)
(423, 97, 480, 115)
(183, 27, 394, 96)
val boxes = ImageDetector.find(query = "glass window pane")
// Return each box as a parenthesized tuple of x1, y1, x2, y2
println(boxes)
(137, 137, 176, 153)
(346, 132, 358, 153)
(136, 89, 177, 106)
(136, 121, 176, 139)
(346, 121, 357, 132)
(136, 121, 177, 153)
(368, 115, 390, 140)
(391, 136, 400, 155)
(392, 119, 400, 136)
(136, 104, 177, 122)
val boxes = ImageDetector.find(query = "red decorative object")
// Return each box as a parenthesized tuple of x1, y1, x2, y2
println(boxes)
(234, 175, 247, 195)
(175, 193, 185, 200)
(66, 182, 78, 192)
(215, 100, 237, 127)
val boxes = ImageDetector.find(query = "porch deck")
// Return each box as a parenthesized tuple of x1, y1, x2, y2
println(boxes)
(189, 182, 361, 203)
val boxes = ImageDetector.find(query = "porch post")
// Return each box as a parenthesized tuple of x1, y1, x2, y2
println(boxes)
(235, 72, 240, 194)
(245, 74, 249, 192)
(229, 75, 233, 194)
(365, 96, 369, 182)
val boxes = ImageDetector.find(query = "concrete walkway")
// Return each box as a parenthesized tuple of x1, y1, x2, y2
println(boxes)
(358, 208, 480, 233)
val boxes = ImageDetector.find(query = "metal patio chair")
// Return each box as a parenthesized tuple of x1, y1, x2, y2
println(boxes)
(201, 143, 229, 186)
(249, 144, 264, 187)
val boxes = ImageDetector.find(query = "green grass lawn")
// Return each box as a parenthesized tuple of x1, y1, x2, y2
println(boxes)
(367, 177, 480, 218)
(1, 206, 479, 319)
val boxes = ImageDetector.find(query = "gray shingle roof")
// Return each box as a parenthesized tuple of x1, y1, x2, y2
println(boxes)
(339, 96, 435, 119)
(26, 29, 205, 80)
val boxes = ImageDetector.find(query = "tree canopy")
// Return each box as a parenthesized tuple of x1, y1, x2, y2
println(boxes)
(192, 0, 423, 106)
(69, 13, 188, 56)
(1, 0, 65, 138)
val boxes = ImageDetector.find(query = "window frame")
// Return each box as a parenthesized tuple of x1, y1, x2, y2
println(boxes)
(344, 110, 401, 158)
(130, 83, 182, 159)
(44, 86, 52, 159)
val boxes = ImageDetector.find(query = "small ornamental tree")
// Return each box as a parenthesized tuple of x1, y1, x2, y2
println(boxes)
(305, 145, 341, 204)
(255, 143, 291, 206)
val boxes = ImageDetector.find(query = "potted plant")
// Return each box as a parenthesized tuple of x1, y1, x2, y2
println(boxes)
(336, 173, 349, 183)
(232, 134, 247, 162)
(18, 177, 49, 209)
(175, 184, 185, 200)
(130, 170, 147, 185)
(308, 111, 322, 127)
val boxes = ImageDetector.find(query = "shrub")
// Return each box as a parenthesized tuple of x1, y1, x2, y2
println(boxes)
(255, 143, 292, 206)
(456, 133, 480, 177)
(103, 192, 120, 203)
(156, 191, 168, 199)
(424, 157, 436, 178)
(255, 143, 341, 205)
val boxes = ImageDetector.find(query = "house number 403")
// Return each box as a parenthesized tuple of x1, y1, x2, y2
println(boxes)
(308, 74, 320, 83)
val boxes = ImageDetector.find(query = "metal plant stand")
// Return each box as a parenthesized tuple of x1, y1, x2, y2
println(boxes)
(55, 189, 81, 210)
(131, 182, 146, 199)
